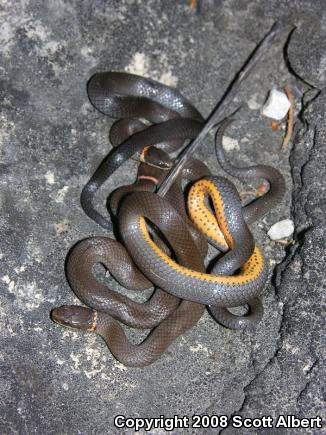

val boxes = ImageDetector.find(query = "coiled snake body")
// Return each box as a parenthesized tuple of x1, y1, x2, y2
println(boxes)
(52, 72, 285, 367)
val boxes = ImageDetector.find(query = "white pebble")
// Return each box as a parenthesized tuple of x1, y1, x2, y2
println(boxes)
(222, 136, 240, 151)
(262, 89, 291, 120)
(267, 219, 294, 240)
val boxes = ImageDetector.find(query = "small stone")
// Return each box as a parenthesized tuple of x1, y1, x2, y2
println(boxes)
(222, 135, 240, 151)
(262, 89, 291, 120)
(267, 219, 294, 240)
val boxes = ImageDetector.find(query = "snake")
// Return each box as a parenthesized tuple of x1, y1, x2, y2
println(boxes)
(80, 72, 204, 231)
(51, 73, 286, 366)
(52, 147, 211, 367)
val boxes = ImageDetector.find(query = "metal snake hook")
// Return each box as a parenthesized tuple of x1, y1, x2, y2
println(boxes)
(157, 21, 282, 197)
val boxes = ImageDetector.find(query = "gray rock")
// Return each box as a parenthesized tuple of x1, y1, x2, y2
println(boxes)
(0, 1, 324, 434)
(219, 88, 326, 435)
(287, 23, 326, 88)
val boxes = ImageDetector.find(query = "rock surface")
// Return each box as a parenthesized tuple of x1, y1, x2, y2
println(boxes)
(0, 1, 325, 434)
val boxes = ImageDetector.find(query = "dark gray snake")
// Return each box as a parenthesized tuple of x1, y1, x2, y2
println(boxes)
(51, 72, 285, 367)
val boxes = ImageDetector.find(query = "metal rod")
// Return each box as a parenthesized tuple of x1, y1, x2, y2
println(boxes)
(157, 21, 282, 197)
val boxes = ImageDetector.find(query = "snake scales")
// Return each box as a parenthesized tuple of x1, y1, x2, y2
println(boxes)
(51, 72, 285, 367)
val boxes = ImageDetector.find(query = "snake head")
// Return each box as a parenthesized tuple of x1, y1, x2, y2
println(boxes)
(51, 305, 96, 332)
(140, 146, 174, 170)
